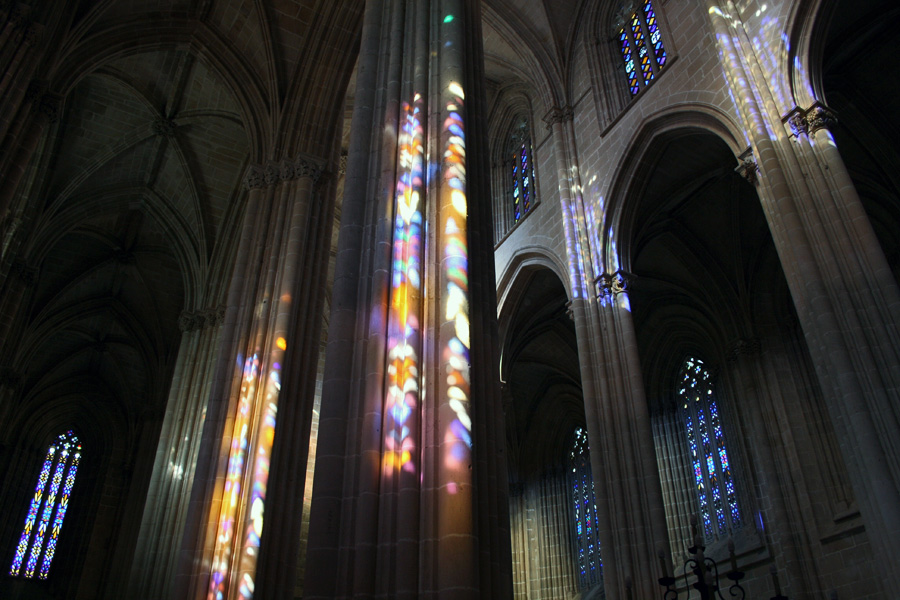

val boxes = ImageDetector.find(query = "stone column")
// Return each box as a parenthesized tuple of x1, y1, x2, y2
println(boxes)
(706, 3, 900, 591)
(593, 272, 671, 598)
(172, 156, 326, 600)
(128, 306, 225, 598)
(304, 1, 510, 598)
(546, 95, 670, 596)
(722, 338, 810, 596)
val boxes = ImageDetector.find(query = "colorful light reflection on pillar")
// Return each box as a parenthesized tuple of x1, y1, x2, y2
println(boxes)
(207, 336, 283, 600)
(384, 93, 425, 476)
(442, 82, 472, 484)
(208, 353, 258, 600)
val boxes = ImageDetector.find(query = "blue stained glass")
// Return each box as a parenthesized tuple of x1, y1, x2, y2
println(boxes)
(643, 0, 667, 66)
(679, 358, 740, 542)
(570, 427, 602, 589)
(10, 431, 81, 580)
(620, 31, 639, 95)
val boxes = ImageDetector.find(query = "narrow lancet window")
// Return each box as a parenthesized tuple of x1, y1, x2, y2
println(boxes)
(509, 119, 536, 222)
(617, 0, 667, 96)
(10, 430, 82, 579)
(679, 357, 741, 540)
(570, 426, 602, 590)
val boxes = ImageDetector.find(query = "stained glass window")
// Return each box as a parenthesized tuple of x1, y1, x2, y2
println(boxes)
(617, 0, 667, 96)
(678, 357, 741, 541)
(509, 120, 536, 223)
(9, 430, 82, 579)
(569, 427, 602, 590)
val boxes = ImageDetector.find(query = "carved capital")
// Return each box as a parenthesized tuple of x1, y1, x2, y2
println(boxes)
(787, 111, 808, 137)
(243, 165, 265, 190)
(295, 155, 323, 182)
(542, 105, 574, 129)
(178, 310, 201, 332)
(565, 299, 575, 321)
(180, 305, 226, 331)
(338, 152, 348, 177)
(35, 93, 61, 124)
(805, 104, 837, 134)
(206, 304, 226, 326)
(264, 161, 280, 186)
(735, 153, 759, 185)
(726, 337, 761, 361)
(279, 158, 295, 181)
(25, 80, 47, 104)
(11, 259, 36, 285)
(597, 270, 634, 299)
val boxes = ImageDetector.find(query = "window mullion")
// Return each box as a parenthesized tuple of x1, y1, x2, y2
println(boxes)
(636, 7, 661, 75)
(622, 25, 646, 91)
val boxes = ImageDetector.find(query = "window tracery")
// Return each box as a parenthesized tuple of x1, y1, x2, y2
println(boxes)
(678, 357, 741, 540)
(10, 430, 82, 579)
(570, 426, 602, 590)
(615, 0, 668, 96)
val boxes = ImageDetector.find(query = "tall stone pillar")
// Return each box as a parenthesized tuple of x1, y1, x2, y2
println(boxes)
(303, 1, 510, 598)
(706, 2, 900, 591)
(128, 306, 225, 598)
(172, 156, 328, 600)
(546, 97, 669, 598)
(592, 273, 670, 599)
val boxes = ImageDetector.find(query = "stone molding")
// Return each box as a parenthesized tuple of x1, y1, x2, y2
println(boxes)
(178, 305, 226, 332)
(10, 259, 36, 285)
(543, 105, 574, 129)
(596, 270, 634, 299)
(243, 155, 325, 190)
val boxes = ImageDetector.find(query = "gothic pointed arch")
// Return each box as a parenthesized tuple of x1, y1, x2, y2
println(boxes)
(600, 107, 746, 275)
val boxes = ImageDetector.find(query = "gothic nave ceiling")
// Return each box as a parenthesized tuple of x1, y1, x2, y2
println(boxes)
(482, 0, 591, 104)
(8, 0, 369, 428)
(11, 0, 589, 436)
(16, 45, 250, 421)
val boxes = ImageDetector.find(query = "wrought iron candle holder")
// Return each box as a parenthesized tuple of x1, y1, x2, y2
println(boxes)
(658, 516, 746, 600)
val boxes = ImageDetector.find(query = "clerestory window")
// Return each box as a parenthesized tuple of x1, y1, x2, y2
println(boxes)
(508, 119, 536, 223)
(615, 0, 668, 96)
(9, 430, 82, 579)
